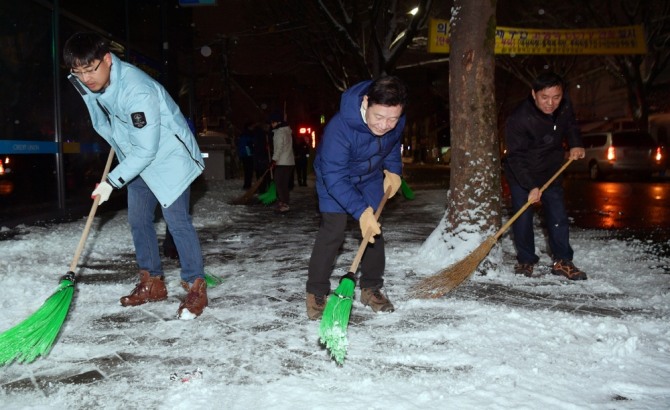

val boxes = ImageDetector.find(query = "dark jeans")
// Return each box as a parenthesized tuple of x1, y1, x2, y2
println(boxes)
(240, 156, 254, 188)
(306, 213, 385, 296)
(295, 157, 308, 186)
(509, 182, 574, 264)
(274, 165, 294, 204)
(127, 177, 204, 283)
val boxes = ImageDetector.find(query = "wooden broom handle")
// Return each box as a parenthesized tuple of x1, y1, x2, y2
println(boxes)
(348, 186, 393, 273)
(68, 149, 116, 272)
(494, 158, 573, 241)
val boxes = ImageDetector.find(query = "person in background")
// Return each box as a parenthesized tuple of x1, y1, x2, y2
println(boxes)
(237, 121, 255, 190)
(305, 76, 406, 320)
(504, 71, 587, 280)
(269, 112, 295, 213)
(63, 32, 209, 319)
(252, 122, 271, 193)
(293, 134, 310, 187)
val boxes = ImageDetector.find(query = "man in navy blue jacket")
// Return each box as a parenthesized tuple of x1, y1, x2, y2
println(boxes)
(306, 76, 407, 320)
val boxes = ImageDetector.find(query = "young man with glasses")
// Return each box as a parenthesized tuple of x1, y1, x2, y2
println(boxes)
(63, 32, 209, 319)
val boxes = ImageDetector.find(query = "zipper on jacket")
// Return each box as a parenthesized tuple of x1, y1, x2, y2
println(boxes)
(96, 100, 111, 124)
(174, 134, 205, 170)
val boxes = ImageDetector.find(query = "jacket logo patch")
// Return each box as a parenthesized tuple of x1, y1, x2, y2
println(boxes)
(131, 112, 147, 128)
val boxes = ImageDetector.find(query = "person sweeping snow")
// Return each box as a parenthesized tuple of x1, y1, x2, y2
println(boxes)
(63, 32, 209, 319)
(305, 76, 407, 320)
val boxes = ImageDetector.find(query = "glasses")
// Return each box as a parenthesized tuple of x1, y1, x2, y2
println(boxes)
(70, 59, 103, 79)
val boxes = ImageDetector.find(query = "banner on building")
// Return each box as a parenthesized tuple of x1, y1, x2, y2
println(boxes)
(428, 19, 647, 55)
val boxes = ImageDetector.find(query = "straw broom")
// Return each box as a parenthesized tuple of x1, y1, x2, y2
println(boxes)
(319, 187, 391, 364)
(412, 159, 574, 299)
(0, 149, 116, 366)
(229, 168, 271, 205)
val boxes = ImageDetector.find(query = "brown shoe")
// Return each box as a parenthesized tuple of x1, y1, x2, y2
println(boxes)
(178, 278, 208, 319)
(514, 263, 535, 277)
(120, 270, 168, 306)
(360, 288, 394, 313)
(551, 260, 587, 281)
(306, 292, 326, 320)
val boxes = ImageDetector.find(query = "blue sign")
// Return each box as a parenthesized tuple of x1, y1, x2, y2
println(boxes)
(179, 0, 217, 6)
(0, 140, 58, 154)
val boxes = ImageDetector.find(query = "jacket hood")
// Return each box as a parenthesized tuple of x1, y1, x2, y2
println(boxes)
(339, 80, 373, 134)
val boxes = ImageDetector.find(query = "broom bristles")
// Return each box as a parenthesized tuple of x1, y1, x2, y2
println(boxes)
(204, 272, 224, 287)
(0, 275, 75, 366)
(400, 179, 415, 200)
(258, 181, 277, 205)
(412, 237, 497, 299)
(319, 275, 355, 364)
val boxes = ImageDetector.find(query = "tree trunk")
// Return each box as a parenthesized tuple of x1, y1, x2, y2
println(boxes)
(442, 0, 500, 267)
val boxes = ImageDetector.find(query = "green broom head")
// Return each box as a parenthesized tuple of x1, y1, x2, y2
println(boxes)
(204, 272, 224, 288)
(0, 272, 76, 366)
(258, 181, 277, 205)
(400, 178, 415, 200)
(319, 272, 356, 365)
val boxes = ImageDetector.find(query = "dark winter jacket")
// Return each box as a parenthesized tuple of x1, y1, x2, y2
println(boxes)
(237, 131, 253, 159)
(313, 80, 405, 219)
(504, 95, 582, 190)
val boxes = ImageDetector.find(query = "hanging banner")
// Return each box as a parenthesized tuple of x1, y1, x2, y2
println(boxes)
(428, 19, 647, 55)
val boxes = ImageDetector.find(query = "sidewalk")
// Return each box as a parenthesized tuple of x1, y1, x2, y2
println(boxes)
(1, 177, 668, 408)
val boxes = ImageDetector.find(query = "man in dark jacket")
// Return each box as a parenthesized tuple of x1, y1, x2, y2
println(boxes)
(237, 122, 255, 189)
(293, 134, 310, 187)
(305, 76, 406, 320)
(504, 72, 587, 280)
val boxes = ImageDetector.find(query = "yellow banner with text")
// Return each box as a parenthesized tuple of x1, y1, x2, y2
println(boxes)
(428, 19, 647, 55)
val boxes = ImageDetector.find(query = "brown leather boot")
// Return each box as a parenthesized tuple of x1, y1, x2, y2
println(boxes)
(120, 270, 168, 307)
(177, 278, 208, 319)
(360, 288, 395, 313)
(305, 292, 327, 320)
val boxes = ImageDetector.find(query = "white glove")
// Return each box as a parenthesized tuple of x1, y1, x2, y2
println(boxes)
(92, 181, 113, 205)
(359, 207, 381, 243)
(383, 170, 402, 198)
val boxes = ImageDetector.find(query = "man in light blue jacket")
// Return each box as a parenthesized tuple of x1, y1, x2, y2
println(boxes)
(63, 32, 208, 319)
(305, 76, 407, 319)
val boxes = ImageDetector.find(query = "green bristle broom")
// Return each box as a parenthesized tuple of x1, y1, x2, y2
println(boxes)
(319, 187, 391, 364)
(257, 180, 277, 205)
(400, 178, 415, 200)
(0, 150, 116, 366)
(204, 272, 224, 287)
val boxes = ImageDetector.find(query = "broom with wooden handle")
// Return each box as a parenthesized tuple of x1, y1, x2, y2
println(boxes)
(412, 159, 574, 299)
(319, 186, 392, 365)
(0, 149, 116, 366)
(229, 167, 271, 205)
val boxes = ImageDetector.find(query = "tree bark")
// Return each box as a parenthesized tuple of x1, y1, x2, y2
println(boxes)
(444, 0, 501, 264)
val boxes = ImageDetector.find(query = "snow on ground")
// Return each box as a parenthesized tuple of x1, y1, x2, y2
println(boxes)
(1, 178, 669, 409)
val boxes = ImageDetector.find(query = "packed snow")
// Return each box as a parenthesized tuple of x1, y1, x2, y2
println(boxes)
(1, 177, 669, 409)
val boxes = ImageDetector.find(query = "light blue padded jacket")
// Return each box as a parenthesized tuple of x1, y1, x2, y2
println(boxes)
(68, 53, 204, 208)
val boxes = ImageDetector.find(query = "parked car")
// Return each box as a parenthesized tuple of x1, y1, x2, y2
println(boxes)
(567, 130, 664, 180)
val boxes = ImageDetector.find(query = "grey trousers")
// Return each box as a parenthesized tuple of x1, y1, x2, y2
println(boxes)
(306, 212, 385, 296)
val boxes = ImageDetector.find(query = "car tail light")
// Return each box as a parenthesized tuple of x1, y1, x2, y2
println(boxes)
(655, 147, 663, 163)
(607, 146, 616, 161)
